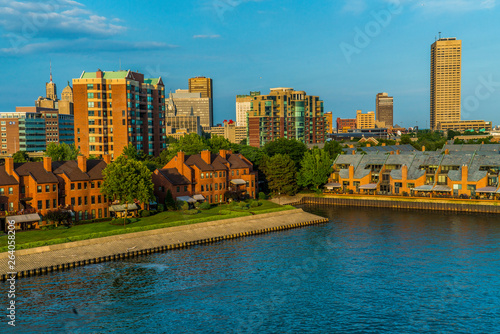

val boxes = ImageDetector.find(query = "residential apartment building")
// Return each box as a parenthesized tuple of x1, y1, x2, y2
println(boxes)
(236, 91, 260, 127)
(167, 90, 212, 129)
(324, 112, 333, 133)
(247, 88, 326, 148)
(430, 37, 461, 130)
(0, 107, 74, 155)
(356, 110, 375, 129)
(336, 118, 357, 133)
(328, 144, 500, 198)
(0, 155, 111, 231)
(152, 150, 257, 205)
(73, 69, 166, 158)
(376, 93, 393, 127)
(206, 120, 247, 144)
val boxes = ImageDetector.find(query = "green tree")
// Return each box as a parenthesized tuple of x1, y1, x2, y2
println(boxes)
(164, 133, 210, 162)
(101, 156, 154, 225)
(44, 209, 72, 227)
(88, 154, 101, 160)
(46, 143, 80, 161)
(262, 154, 298, 196)
(122, 143, 145, 160)
(165, 189, 176, 210)
(323, 140, 344, 160)
(209, 134, 232, 154)
(12, 150, 29, 163)
(400, 134, 412, 145)
(263, 138, 307, 168)
(297, 148, 333, 191)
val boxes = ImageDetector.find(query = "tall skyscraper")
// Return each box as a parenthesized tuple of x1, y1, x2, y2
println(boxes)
(73, 69, 166, 158)
(189, 77, 213, 126)
(167, 89, 212, 129)
(236, 91, 260, 127)
(375, 93, 393, 127)
(247, 88, 325, 148)
(430, 37, 461, 131)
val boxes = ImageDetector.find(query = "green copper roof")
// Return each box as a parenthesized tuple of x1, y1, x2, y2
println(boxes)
(81, 71, 129, 79)
(144, 78, 160, 85)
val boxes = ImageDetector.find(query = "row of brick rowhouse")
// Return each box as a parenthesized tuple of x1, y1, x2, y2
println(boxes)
(0, 149, 257, 231)
(0, 155, 111, 231)
(328, 147, 500, 197)
(153, 150, 257, 205)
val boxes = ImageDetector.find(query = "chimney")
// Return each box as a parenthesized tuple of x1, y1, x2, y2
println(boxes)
(396, 150, 400, 155)
(177, 151, 185, 176)
(349, 144, 354, 149)
(461, 165, 468, 183)
(390, 151, 394, 155)
(366, 143, 371, 147)
(348, 165, 354, 179)
(103, 154, 111, 165)
(351, 150, 356, 155)
(402, 165, 408, 181)
(382, 143, 386, 147)
(4, 157, 14, 175)
(422, 146, 426, 152)
(219, 150, 227, 160)
(444, 149, 449, 155)
(77, 155, 87, 173)
(201, 150, 211, 164)
(43, 156, 52, 172)
(96, 69, 103, 78)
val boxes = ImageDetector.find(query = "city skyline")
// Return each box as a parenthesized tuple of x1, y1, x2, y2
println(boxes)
(1, 0, 500, 128)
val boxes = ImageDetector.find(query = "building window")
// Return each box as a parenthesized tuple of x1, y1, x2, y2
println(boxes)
(46, 200, 50, 209)
(215, 183, 218, 190)
(98, 195, 102, 204)
(53, 199, 57, 208)
(237, 170, 239, 176)
(84, 197, 88, 205)
(71, 183, 75, 190)
(210, 172, 213, 178)
(78, 197, 82, 205)
(201, 173, 204, 179)
(92, 209, 96, 219)
(251, 180, 254, 187)
(37, 186, 42, 193)
(407, 183, 415, 189)
(184, 186, 188, 192)
(71, 197, 75, 206)
(176, 186, 180, 193)
(232, 171, 234, 176)
(85, 211, 88, 220)
(37, 200, 42, 210)
(78, 183, 82, 190)
(201, 185, 204, 191)
(84, 182, 88, 190)
(91, 196, 95, 204)
(98, 208, 102, 218)
(8, 187, 13, 195)
(206, 173, 209, 178)
(79, 211, 83, 221)
(0, 188, 4, 195)
(104, 208, 107, 218)
(46, 185, 50, 192)
(53, 184, 57, 192)
(215, 194, 218, 202)
(91, 182, 95, 188)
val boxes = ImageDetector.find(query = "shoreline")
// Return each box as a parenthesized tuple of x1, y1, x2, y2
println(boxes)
(0, 209, 328, 281)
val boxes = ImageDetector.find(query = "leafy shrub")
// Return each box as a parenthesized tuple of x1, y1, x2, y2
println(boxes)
(157, 204, 165, 212)
(250, 200, 259, 208)
(258, 192, 267, 200)
(194, 202, 201, 209)
(219, 209, 232, 215)
(184, 209, 199, 215)
(141, 210, 150, 217)
(110, 218, 133, 226)
(238, 201, 247, 208)
(200, 201, 211, 210)
(177, 201, 189, 211)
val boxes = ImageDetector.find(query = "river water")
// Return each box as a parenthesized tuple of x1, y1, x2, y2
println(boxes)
(5, 205, 500, 333)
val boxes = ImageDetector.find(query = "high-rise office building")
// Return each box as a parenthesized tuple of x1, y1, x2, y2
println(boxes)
(356, 110, 375, 129)
(430, 37, 461, 131)
(247, 88, 325, 148)
(73, 69, 166, 158)
(189, 77, 213, 126)
(376, 93, 393, 127)
(166, 90, 212, 129)
(236, 91, 260, 127)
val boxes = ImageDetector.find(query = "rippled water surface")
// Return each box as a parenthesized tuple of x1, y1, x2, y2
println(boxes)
(5, 205, 500, 333)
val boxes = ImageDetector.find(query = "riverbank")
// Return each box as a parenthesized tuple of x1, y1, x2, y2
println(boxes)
(0, 208, 327, 281)
(296, 195, 500, 214)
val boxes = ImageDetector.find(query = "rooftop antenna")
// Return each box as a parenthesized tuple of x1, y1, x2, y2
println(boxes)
(49, 60, 52, 82)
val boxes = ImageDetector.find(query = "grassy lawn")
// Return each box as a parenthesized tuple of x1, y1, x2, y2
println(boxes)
(0, 200, 294, 252)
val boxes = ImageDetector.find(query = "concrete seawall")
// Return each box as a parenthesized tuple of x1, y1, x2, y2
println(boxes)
(0, 209, 328, 281)
(297, 196, 500, 214)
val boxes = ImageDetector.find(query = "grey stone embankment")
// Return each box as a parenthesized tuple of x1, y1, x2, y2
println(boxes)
(0, 209, 328, 280)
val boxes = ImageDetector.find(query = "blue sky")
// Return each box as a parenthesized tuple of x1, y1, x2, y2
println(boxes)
(1, 0, 500, 128)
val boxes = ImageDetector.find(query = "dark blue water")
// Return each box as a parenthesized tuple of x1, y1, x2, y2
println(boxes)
(3, 205, 500, 333)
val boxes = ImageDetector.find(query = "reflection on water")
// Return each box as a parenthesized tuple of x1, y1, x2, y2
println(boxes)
(6, 205, 500, 333)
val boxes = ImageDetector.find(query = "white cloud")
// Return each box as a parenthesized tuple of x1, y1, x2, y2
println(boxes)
(0, 38, 178, 55)
(0, 0, 126, 37)
(193, 34, 221, 39)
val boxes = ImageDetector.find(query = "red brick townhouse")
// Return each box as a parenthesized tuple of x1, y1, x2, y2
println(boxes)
(152, 149, 257, 204)
(1, 155, 111, 231)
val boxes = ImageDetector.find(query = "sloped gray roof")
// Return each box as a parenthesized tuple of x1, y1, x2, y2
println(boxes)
(407, 154, 428, 180)
(353, 155, 388, 179)
(335, 154, 364, 167)
(440, 153, 473, 167)
(468, 153, 500, 181)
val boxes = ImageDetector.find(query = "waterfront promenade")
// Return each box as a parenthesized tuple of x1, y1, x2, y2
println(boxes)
(0, 208, 326, 280)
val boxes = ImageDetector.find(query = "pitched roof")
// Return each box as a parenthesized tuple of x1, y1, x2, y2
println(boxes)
(158, 168, 191, 185)
(86, 160, 108, 180)
(0, 166, 19, 186)
(184, 155, 214, 171)
(52, 161, 89, 181)
(14, 162, 58, 184)
(227, 154, 251, 169)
